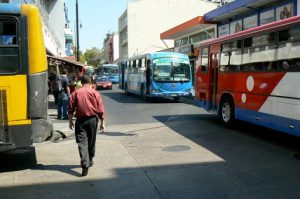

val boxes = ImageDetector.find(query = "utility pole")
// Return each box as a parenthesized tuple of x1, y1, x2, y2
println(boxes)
(76, 0, 80, 62)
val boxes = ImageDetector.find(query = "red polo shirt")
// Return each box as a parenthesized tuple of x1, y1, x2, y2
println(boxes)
(68, 84, 105, 120)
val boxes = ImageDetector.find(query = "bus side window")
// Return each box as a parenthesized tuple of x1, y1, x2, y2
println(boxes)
(127, 61, 130, 68)
(244, 37, 253, 48)
(146, 59, 151, 68)
(201, 47, 208, 72)
(141, 59, 145, 68)
(278, 29, 289, 42)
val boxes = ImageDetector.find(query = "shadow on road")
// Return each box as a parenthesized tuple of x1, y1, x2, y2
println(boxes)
(99, 131, 136, 137)
(1, 114, 300, 198)
(154, 114, 300, 157)
(0, 147, 81, 176)
(101, 91, 183, 104)
(1, 161, 300, 198)
(0, 147, 37, 172)
(33, 164, 81, 177)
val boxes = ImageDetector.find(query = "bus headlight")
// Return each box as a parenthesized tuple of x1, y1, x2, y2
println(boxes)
(152, 89, 161, 93)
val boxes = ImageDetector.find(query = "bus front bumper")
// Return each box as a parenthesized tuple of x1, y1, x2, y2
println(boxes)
(150, 91, 191, 97)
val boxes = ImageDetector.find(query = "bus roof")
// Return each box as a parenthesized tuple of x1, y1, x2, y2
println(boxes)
(198, 15, 300, 47)
(101, 64, 118, 67)
(0, 3, 20, 14)
(123, 52, 189, 61)
(149, 52, 189, 59)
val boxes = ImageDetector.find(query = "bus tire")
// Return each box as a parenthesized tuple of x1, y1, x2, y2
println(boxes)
(220, 97, 235, 126)
(141, 85, 147, 101)
(173, 96, 180, 101)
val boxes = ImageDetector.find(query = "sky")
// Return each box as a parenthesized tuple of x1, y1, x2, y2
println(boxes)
(65, 0, 128, 53)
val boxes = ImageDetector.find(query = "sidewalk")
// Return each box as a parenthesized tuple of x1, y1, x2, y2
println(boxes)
(48, 94, 74, 141)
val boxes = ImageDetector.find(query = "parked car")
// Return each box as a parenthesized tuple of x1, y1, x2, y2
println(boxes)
(96, 76, 112, 90)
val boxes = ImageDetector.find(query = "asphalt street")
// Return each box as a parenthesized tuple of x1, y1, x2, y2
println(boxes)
(1, 85, 300, 199)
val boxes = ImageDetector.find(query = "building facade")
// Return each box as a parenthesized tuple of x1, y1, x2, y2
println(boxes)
(160, 16, 217, 87)
(6, 0, 66, 57)
(205, 0, 300, 37)
(118, 0, 218, 59)
(101, 32, 120, 64)
(64, 3, 73, 57)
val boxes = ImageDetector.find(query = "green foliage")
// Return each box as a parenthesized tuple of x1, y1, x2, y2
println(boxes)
(84, 47, 101, 66)
(103, 32, 112, 46)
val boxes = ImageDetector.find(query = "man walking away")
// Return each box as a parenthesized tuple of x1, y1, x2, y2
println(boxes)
(68, 75, 105, 177)
(57, 69, 70, 119)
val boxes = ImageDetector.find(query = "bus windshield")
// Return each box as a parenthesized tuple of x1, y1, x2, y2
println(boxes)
(153, 58, 190, 82)
(84, 67, 94, 77)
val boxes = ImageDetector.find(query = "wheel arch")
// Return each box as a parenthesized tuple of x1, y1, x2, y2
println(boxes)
(218, 92, 235, 116)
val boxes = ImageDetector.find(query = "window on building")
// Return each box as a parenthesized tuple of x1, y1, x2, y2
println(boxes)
(189, 29, 215, 43)
(175, 40, 181, 47)
(181, 37, 188, 45)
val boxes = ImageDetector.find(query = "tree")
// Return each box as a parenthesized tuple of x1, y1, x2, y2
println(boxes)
(84, 47, 101, 66)
(73, 47, 86, 64)
(103, 32, 112, 46)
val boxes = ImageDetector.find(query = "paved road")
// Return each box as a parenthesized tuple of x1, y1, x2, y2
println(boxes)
(1, 85, 300, 199)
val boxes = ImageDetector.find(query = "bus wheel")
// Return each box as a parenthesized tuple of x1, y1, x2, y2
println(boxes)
(220, 98, 235, 126)
(141, 86, 147, 101)
(173, 96, 180, 101)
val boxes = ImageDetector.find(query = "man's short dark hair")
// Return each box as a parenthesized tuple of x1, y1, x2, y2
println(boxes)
(62, 69, 68, 75)
(81, 75, 91, 84)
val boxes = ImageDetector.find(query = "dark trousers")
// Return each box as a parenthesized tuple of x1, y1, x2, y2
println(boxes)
(75, 116, 98, 168)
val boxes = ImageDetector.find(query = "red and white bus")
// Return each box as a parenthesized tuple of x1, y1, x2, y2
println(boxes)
(195, 15, 300, 137)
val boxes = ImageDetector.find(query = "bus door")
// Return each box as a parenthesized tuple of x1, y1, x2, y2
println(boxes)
(120, 62, 125, 89)
(145, 59, 151, 94)
(209, 52, 219, 111)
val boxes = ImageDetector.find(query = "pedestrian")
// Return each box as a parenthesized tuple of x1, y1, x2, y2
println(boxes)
(282, 61, 289, 70)
(57, 69, 70, 119)
(68, 75, 105, 177)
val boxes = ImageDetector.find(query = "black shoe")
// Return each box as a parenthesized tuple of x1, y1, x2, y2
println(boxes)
(82, 167, 89, 177)
(89, 160, 94, 167)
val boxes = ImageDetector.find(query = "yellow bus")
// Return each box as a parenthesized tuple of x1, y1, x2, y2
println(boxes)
(0, 3, 52, 152)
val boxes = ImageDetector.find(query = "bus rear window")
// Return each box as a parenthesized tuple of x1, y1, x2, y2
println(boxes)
(0, 18, 18, 73)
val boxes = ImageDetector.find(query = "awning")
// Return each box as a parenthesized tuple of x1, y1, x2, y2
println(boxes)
(204, 0, 281, 22)
(47, 55, 84, 71)
(160, 16, 215, 40)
